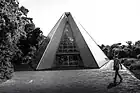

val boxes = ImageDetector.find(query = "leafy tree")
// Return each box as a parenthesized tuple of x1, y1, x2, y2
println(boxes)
(0, 0, 45, 80)
(0, 0, 23, 79)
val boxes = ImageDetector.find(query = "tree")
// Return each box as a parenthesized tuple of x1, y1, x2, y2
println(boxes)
(0, 0, 45, 80)
(0, 0, 23, 79)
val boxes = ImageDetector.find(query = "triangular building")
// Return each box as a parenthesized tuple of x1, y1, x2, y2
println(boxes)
(34, 12, 109, 70)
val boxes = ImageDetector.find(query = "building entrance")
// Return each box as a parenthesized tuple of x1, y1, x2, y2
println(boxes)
(54, 21, 84, 67)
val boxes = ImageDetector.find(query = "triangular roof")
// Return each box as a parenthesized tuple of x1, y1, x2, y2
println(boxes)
(35, 12, 109, 70)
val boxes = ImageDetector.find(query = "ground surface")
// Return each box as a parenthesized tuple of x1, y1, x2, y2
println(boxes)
(0, 69, 140, 93)
(131, 70, 140, 79)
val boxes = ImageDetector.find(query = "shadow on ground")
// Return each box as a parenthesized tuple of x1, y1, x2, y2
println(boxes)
(107, 81, 122, 89)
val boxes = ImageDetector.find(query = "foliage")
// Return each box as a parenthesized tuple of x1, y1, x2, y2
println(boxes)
(130, 63, 140, 70)
(0, 0, 21, 80)
(100, 41, 140, 71)
(100, 41, 140, 59)
(0, 0, 45, 80)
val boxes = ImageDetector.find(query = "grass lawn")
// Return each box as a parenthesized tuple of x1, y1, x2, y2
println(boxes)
(0, 58, 140, 93)
(0, 69, 140, 93)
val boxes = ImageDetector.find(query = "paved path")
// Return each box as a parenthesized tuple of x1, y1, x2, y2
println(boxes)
(0, 69, 140, 93)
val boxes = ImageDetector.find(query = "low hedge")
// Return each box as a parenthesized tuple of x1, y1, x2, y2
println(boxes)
(130, 63, 140, 70)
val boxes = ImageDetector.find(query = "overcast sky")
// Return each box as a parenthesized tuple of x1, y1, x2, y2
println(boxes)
(18, 0, 140, 45)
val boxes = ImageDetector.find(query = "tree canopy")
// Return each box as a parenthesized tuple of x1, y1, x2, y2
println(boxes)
(0, 0, 45, 80)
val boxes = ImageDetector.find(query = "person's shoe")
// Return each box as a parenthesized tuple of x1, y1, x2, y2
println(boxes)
(120, 78, 123, 83)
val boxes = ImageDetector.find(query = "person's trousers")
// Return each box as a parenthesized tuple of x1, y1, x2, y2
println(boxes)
(114, 69, 122, 83)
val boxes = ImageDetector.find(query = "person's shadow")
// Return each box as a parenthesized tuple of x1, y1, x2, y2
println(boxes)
(107, 81, 122, 89)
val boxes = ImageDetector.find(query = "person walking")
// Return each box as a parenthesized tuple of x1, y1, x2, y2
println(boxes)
(113, 53, 123, 84)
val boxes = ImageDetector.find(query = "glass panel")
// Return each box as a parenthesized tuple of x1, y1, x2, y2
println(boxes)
(55, 21, 84, 67)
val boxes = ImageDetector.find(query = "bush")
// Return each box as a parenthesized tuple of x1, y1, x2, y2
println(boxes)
(123, 58, 136, 66)
(130, 63, 140, 70)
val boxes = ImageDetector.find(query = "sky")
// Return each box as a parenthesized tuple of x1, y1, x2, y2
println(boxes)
(18, 0, 140, 45)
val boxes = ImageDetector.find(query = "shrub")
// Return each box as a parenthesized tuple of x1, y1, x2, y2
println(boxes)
(123, 58, 136, 66)
(130, 63, 140, 70)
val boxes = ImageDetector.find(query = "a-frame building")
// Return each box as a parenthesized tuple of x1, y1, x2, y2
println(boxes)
(34, 12, 109, 70)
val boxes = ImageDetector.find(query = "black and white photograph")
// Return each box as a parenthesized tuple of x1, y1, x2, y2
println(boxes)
(0, 0, 140, 93)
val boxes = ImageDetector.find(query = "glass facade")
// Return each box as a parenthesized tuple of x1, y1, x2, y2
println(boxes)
(55, 21, 84, 67)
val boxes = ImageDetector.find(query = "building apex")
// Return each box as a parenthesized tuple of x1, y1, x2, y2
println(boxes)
(65, 12, 71, 17)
